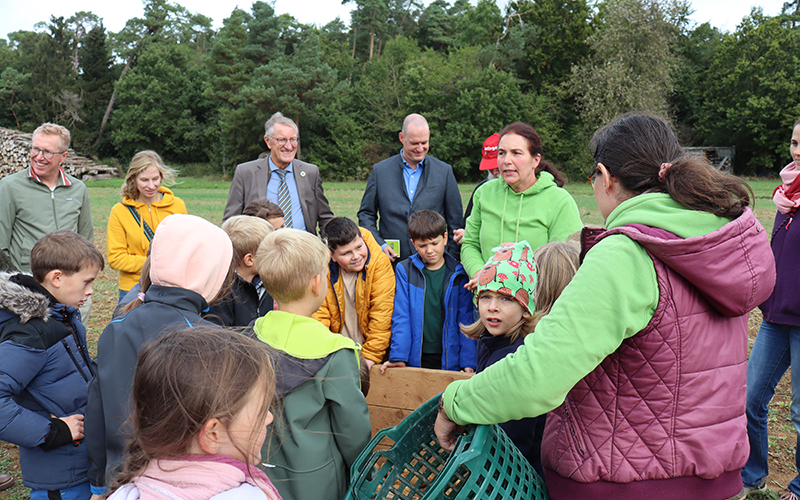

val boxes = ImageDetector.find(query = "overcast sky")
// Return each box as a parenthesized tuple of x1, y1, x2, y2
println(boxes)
(0, 0, 786, 42)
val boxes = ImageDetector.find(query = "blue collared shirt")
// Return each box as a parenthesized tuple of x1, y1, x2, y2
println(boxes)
(266, 157, 306, 232)
(400, 149, 424, 202)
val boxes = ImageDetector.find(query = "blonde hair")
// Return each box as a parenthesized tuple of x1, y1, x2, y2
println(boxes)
(462, 240, 580, 344)
(461, 292, 537, 344)
(533, 241, 580, 317)
(121, 150, 179, 200)
(223, 215, 275, 269)
(256, 229, 329, 303)
(32, 123, 70, 151)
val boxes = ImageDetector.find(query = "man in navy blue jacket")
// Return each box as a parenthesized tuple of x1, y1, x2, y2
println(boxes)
(358, 113, 463, 262)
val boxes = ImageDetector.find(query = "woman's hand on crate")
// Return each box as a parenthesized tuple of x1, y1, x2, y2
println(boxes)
(435, 396, 464, 451)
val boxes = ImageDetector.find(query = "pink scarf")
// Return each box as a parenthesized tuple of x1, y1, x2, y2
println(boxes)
(773, 163, 800, 214)
(130, 455, 281, 500)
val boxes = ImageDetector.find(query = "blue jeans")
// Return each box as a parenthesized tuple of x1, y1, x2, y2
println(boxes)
(30, 481, 90, 500)
(742, 320, 800, 494)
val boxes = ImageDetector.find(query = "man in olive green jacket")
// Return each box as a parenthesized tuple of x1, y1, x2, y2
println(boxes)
(0, 123, 93, 272)
(0, 123, 93, 316)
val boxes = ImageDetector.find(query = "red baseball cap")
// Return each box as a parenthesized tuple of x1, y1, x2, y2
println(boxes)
(479, 133, 500, 171)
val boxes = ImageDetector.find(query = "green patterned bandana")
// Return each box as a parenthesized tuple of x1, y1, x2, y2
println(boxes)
(476, 240, 538, 314)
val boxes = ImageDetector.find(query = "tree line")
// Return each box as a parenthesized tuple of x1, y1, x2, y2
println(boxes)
(1, 0, 800, 180)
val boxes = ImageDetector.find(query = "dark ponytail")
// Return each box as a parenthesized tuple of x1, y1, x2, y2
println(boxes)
(536, 160, 568, 188)
(591, 113, 752, 219)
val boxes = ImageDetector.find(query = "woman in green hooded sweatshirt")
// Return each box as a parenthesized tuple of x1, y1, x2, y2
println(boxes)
(460, 122, 582, 289)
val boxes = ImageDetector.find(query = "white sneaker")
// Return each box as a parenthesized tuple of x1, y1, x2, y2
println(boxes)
(730, 480, 766, 500)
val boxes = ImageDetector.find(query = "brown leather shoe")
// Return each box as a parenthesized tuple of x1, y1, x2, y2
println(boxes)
(0, 473, 14, 492)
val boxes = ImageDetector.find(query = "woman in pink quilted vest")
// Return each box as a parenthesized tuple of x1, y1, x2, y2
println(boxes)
(435, 113, 776, 500)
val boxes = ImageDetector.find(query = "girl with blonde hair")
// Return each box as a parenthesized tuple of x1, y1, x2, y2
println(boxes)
(107, 151, 186, 301)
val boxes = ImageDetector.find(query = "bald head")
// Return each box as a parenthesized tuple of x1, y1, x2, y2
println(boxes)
(399, 114, 430, 166)
(402, 114, 429, 136)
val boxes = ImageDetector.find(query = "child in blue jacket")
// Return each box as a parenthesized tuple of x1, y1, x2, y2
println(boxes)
(383, 210, 476, 372)
(0, 231, 103, 500)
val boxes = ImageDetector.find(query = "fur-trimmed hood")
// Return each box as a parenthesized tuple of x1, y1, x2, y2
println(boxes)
(0, 272, 51, 324)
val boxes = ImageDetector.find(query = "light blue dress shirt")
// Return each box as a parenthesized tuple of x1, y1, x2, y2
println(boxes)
(400, 149, 424, 203)
(266, 157, 306, 232)
(380, 150, 425, 251)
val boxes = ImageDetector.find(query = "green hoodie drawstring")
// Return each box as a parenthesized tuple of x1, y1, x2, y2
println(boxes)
(501, 188, 508, 243)
(500, 186, 524, 243)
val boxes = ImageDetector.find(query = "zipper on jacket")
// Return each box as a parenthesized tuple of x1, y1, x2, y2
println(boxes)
(442, 269, 464, 370)
(50, 189, 59, 230)
(331, 274, 343, 331)
(64, 310, 94, 377)
(563, 403, 585, 456)
(416, 260, 460, 369)
(61, 339, 89, 382)
(418, 265, 427, 367)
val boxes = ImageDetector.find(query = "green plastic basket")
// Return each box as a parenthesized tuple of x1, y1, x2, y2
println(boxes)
(346, 394, 549, 500)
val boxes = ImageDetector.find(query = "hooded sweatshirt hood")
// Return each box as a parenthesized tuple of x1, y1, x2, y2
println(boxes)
(121, 186, 177, 209)
(0, 272, 51, 324)
(149, 214, 233, 303)
(498, 171, 557, 244)
(254, 311, 361, 398)
(601, 194, 776, 317)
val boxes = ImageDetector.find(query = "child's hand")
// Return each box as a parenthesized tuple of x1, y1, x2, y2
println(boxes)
(462, 367, 475, 373)
(61, 414, 85, 441)
(362, 358, 376, 370)
(464, 272, 479, 291)
(379, 361, 406, 374)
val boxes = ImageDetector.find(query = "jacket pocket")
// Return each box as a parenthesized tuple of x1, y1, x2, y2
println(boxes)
(563, 400, 587, 459)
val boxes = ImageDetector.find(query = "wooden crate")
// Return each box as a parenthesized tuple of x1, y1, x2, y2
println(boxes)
(366, 365, 473, 436)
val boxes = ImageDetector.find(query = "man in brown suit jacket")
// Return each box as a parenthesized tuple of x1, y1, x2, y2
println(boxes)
(223, 112, 333, 235)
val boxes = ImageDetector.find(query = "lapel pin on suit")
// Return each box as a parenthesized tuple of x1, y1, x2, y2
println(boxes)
(300, 171, 306, 177)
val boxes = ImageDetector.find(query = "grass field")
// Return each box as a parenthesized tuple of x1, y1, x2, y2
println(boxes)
(0, 176, 785, 499)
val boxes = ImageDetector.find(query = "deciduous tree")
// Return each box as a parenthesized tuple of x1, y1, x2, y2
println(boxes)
(569, 0, 686, 129)
(696, 11, 800, 172)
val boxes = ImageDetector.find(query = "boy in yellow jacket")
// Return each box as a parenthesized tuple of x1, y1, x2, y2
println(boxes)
(313, 217, 395, 394)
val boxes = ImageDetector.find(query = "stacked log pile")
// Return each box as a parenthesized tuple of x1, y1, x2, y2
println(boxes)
(0, 127, 119, 181)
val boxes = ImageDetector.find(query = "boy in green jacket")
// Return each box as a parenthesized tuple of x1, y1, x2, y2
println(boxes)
(253, 229, 370, 500)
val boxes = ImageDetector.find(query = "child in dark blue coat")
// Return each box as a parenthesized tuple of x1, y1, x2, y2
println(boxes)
(461, 240, 579, 479)
(0, 231, 104, 500)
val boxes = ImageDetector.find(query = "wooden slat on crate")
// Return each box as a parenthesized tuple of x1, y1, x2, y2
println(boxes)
(366, 366, 473, 436)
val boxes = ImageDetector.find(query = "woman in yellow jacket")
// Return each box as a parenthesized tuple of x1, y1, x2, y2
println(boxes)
(107, 151, 187, 301)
